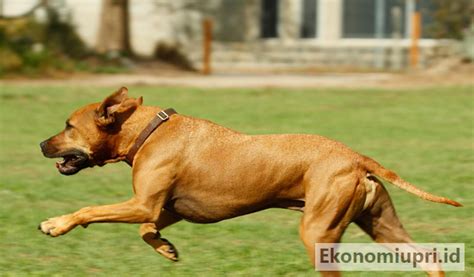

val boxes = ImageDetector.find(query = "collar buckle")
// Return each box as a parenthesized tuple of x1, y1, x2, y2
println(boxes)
(157, 110, 169, 121)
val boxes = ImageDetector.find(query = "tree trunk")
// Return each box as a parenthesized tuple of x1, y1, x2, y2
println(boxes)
(96, 0, 131, 55)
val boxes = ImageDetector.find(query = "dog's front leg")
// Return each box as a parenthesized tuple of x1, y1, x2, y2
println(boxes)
(39, 197, 164, 237)
(39, 162, 175, 237)
(140, 209, 182, 261)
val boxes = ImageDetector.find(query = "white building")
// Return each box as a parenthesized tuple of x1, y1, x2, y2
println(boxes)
(2, 0, 453, 71)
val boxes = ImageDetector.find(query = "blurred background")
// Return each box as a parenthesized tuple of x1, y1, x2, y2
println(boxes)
(0, 1, 472, 276)
(0, 0, 472, 77)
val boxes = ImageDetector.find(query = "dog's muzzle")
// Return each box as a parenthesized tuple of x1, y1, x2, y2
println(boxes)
(40, 140, 91, 175)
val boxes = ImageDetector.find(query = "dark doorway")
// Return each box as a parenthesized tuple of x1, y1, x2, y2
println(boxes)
(301, 0, 318, 38)
(261, 0, 279, 38)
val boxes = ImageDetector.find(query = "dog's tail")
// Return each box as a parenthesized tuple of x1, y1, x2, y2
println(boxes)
(361, 156, 462, 207)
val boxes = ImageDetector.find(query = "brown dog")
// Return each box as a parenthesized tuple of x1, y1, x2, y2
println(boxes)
(39, 87, 461, 275)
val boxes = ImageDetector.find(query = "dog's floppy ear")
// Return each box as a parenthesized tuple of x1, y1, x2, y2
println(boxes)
(95, 87, 143, 127)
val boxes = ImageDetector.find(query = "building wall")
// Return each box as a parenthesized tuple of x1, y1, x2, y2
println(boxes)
(1, 0, 453, 70)
(65, 0, 101, 49)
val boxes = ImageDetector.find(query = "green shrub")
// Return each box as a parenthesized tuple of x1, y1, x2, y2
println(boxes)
(0, 47, 23, 73)
(427, 0, 473, 40)
(43, 8, 88, 59)
(0, 6, 89, 75)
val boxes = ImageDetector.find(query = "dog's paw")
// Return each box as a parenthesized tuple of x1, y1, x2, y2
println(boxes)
(38, 215, 76, 237)
(155, 238, 179, 262)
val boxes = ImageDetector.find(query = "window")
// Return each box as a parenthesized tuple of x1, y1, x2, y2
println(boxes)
(384, 0, 406, 38)
(343, 0, 375, 38)
(301, 0, 318, 38)
(261, 0, 279, 38)
(343, 0, 406, 38)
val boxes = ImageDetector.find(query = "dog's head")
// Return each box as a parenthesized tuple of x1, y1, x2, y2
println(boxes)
(40, 87, 143, 175)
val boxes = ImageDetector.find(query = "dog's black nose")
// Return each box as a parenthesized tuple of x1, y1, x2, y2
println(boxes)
(40, 140, 47, 152)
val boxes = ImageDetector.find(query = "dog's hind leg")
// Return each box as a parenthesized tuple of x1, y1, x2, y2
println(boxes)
(139, 209, 182, 261)
(354, 177, 413, 243)
(300, 167, 366, 276)
(355, 176, 445, 277)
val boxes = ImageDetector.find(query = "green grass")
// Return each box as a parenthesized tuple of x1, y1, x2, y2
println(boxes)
(0, 84, 472, 276)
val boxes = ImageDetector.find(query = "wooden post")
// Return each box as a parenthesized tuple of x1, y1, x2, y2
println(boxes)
(202, 18, 213, 75)
(410, 11, 421, 68)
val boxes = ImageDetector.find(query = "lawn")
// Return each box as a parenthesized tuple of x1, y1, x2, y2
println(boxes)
(0, 84, 472, 276)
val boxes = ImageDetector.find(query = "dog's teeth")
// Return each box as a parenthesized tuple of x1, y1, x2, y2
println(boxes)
(56, 159, 66, 168)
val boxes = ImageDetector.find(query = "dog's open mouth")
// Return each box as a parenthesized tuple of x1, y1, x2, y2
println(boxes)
(54, 151, 90, 175)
